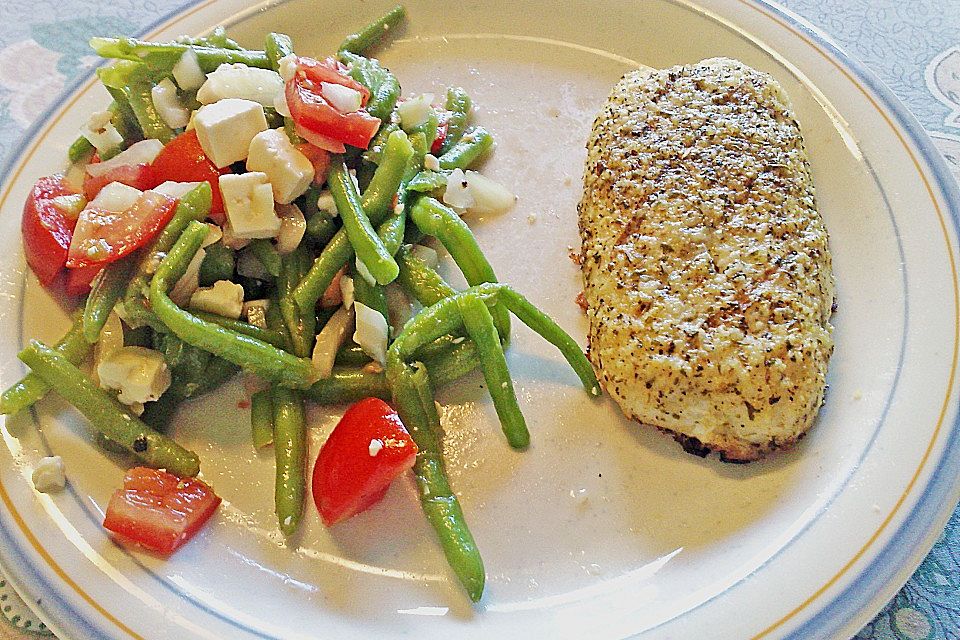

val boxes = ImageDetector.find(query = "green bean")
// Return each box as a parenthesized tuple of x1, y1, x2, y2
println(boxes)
(249, 239, 282, 278)
(361, 130, 414, 221)
(409, 196, 509, 339)
(407, 107, 439, 151)
(279, 244, 315, 358)
(83, 260, 133, 343)
(189, 356, 241, 397)
(457, 294, 527, 449)
(251, 390, 274, 449)
(177, 27, 243, 50)
(265, 33, 301, 144)
(303, 367, 389, 404)
(272, 386, 306, 535)
(329, 160, 399, 286)
(198, 242, 234, 286)
(122, 184, 212, 329)
(338, 52, 401, 124)
(362, 121, 400, 166)
(387, 361, 484, 601)
(19, 341, 200, 477)
(291, 133, 414, 317)
(191, 312, 287, 348)
(125, 66, 175, 143)
(439, 87, 472, 154)
(420, 338, 480, 386)
(396, 244, 456, 306)
(352, 267, 389, 324)
(390, 283, 597, 394)
(103, 92, 145, 147)
(338, 5, 406, 55)
(68, 136, 95, 164)
(123, 325, 153, 348)
(496, 287, 600, 396)
(406, 170, 450, 193)
(305, 210, 338, 244)
(438, 126, 494, 170)
(0, 315, 92, 415)
(335, 343, 371, 366)
(90, 37, 271, 72)
(150, 222, 318, 388)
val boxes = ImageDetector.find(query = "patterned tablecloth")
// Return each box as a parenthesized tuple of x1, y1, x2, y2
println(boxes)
(0, 1, 958, 638)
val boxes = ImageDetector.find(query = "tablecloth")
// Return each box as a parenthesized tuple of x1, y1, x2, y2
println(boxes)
(0, 0, 957, 638)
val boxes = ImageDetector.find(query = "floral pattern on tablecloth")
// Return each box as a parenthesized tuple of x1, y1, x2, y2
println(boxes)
(0, 1, 958, 638)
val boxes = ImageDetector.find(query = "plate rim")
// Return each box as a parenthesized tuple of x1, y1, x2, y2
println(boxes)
(0, 1, 956, 639)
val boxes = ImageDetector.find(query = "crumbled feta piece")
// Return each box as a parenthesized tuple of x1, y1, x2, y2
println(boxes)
(194, 98, 268, 168)
(97, 346, 172, 405)
(423, 153, 440, 172)
(219, 172, 281, 239)
(442, 168, 473, 210)
(197, 63, 284, 107)
(353, 302, 388, 365)
(368, 439, 384, 457)
(152, 78, 190, 129)
(90, 182, 143, 212)
(80, 110, 122, 154)
(397, 93, 434, 130)
(189, 279, 245, 319)
(321, 82, 362, 113)
(246, 129, 314, 204)
(32, 456, 65, 493)
(172, 49, 206, 90)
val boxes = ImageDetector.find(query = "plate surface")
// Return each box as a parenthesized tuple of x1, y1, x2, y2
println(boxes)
(0, 1, 958, 638)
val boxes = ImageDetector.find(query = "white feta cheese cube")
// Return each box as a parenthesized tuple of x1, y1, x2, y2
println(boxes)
(189, 279, 245, 319)
(197, 63, 284, 107)
(97, 346, 172, 405)
(316, 190, 337, 216)
(246, 129, 314, 204)
(194, 98, 268, 168)
(219, 172, 282, 239)
(32, 456, 66, 493)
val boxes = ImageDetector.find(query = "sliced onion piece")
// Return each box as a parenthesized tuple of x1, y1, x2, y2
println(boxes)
(321, 82, 362, 113)
(409, 244, 439, 269)
(463, 170, 515, 215)
(353, 301, 388, 365)
(397, 94, 434, 130)
(311, 305, 355, 378)
(173, 49, 206, 90)
(80, 110, 123, 154)
(170, 246, 206, 306)
(152, 78, 190, 129)
(339, 274, 355, 309)
(275, 203, 306, 254)
(89, 182, 143, 212)
(86, 139, 165, 178)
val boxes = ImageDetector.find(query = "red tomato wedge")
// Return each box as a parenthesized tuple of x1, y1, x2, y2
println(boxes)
(150, 130, 230, 222)
(65, 264, 103, 297)
(103, 467, 221, 555)
(83, 162, 156, 201)
(66, 191, 177, 268)
(21, 174, 80, 286)
(286, 56, 381, 151)
(312, 397, 418, 526)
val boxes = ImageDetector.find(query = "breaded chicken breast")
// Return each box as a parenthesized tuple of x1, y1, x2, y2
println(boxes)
(578, 58, 834, 462)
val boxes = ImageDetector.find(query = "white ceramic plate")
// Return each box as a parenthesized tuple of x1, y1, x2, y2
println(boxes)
(1, 1, 958, 638)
